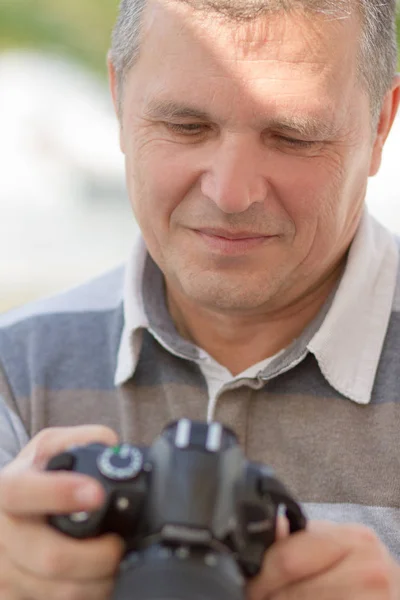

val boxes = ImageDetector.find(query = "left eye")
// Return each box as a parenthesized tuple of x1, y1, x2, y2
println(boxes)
(278, 136, 316, 148)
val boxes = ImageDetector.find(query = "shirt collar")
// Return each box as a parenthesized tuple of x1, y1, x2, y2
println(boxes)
(114, 210, 399, 404)
(114, 230, 148, 386)
(307, 210, 398, 404)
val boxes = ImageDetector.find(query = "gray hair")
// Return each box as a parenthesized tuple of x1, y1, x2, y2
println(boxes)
(110, 0, 398, 124)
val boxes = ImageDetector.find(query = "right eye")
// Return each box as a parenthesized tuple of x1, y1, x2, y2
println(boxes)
(165, 123, 209, 135)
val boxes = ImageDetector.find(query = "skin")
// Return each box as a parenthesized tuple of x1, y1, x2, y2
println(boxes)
(0, 426, 125, 600)
(109, 0, 400, 375)
(247, 520, 400, 600)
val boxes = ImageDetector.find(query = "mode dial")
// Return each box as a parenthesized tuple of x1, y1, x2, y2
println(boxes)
(97, 445, 143, 481)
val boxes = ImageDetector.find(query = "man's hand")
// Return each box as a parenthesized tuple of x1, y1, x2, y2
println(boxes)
(0, 426, 125, 600)
(247, 520, 400, 600)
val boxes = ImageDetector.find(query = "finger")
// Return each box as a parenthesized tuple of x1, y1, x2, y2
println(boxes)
(0, 425, 119, 516)
(11, 425, 119, 471)
(3, 513, 125, 581)
(247, 522, 373, 600)
(276, 515, 290, 540)
(270, 550, 396, 600)
(0, 468, 106, 516)
(6, 553, 116, 600)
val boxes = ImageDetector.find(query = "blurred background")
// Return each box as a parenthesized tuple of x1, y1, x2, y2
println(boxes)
(0, 1, 400, 313)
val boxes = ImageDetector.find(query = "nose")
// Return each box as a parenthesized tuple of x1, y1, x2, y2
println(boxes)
(200, 135, 268, 214)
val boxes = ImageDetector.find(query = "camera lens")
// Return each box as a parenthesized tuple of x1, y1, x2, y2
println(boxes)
(112, 545, 245, 600)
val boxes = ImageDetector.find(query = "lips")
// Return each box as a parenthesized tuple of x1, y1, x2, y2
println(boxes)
(192, 228, 275, 255)
(195, 228, 267, 240)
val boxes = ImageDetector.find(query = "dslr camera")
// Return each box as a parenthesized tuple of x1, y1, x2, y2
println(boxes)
(47, 419, 306, 600)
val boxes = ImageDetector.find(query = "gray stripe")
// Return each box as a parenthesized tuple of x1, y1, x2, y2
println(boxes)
(0, 267, 124, 328)
(218, 388, 400, 507)
(19, 387, 126, 439)
(305, 503, 400, 560)
(0, 307, 124, 397)
(0, 394, 29, 468)
(373, 310, 400, 404)
(8, 375, 399, 508)
(4, 334, 400, 509)
(6, 381, 208, 443)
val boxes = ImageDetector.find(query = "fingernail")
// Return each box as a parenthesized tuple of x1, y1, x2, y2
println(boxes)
(75, 483, 103, 505)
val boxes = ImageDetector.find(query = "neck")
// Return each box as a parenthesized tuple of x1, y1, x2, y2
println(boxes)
(166, 261, 345, 376)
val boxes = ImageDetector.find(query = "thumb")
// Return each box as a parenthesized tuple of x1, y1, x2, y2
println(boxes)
(9, 425, 119, 473)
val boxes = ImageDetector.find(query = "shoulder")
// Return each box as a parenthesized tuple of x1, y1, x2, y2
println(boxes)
(0, 266, 125, 330)
(0, 266, 125, 398)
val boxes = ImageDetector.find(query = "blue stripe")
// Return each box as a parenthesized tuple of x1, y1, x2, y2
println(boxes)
(0, 307, 124, 397)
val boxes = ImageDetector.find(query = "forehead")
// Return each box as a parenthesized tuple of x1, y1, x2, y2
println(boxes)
(126, 0, 363, 125)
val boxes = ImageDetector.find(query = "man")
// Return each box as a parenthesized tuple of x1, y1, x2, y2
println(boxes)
(0, 0, 400, 597)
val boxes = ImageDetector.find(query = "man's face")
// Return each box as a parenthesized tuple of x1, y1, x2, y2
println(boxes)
(115, 2, 384, 314)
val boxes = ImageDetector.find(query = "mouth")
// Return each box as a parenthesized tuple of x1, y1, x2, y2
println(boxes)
(196, 228, 268, 240)
(193, 228, 277, 255)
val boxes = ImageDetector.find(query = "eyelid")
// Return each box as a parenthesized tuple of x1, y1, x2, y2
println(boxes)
(273, 134, 319, 148)
(282, 137, 316, 146)
(165, 122, 210, 134)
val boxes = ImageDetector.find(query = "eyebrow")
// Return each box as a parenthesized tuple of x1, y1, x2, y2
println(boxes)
(144, 99, 339, 138)
(265, 116, 340, 139)
(144, 100, 211, 122)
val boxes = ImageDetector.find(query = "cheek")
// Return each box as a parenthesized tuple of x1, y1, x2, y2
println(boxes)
(272, 155, 343, 226)
(268, 154, 351, 270)
(126, 143, 200, 228)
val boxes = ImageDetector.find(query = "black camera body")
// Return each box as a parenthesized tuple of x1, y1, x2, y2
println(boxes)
(47, 420, 306, 600)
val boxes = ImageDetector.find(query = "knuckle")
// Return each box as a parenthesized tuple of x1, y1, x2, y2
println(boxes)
(88, 425, 118, 443)
(35, 427, 62, 448)
(361, 561, 393, 594)
(32, 427, 64, 466)
(343, 523, 378, 545)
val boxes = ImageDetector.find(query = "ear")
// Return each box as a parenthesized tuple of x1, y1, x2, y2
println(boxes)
(369, 74, 400, 176)
(107, 52, 126, 154)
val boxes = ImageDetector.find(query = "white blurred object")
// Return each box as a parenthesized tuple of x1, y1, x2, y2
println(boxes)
(366, 113, 400, 232)
(0, 50, 126, 207)
(0, 50, 135, 311)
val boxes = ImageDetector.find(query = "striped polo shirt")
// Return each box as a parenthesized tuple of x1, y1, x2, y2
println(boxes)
(1, 209, 400, 557)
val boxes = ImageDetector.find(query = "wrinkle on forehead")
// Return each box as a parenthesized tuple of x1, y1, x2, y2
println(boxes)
(155, 0, 358, 77)
(229, 9, 345, 59)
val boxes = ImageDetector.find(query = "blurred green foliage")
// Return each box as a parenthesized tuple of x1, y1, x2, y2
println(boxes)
(0, 0, 399, 75)
(0, 0, 120, 76)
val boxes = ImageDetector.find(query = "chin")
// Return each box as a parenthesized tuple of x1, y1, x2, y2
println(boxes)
(180, 275, 276, 312)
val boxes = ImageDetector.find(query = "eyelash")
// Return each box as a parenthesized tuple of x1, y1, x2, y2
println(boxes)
(166, 123, 207, 135)
(165, 123, 317, 148)
(277, 136, 316, 148)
